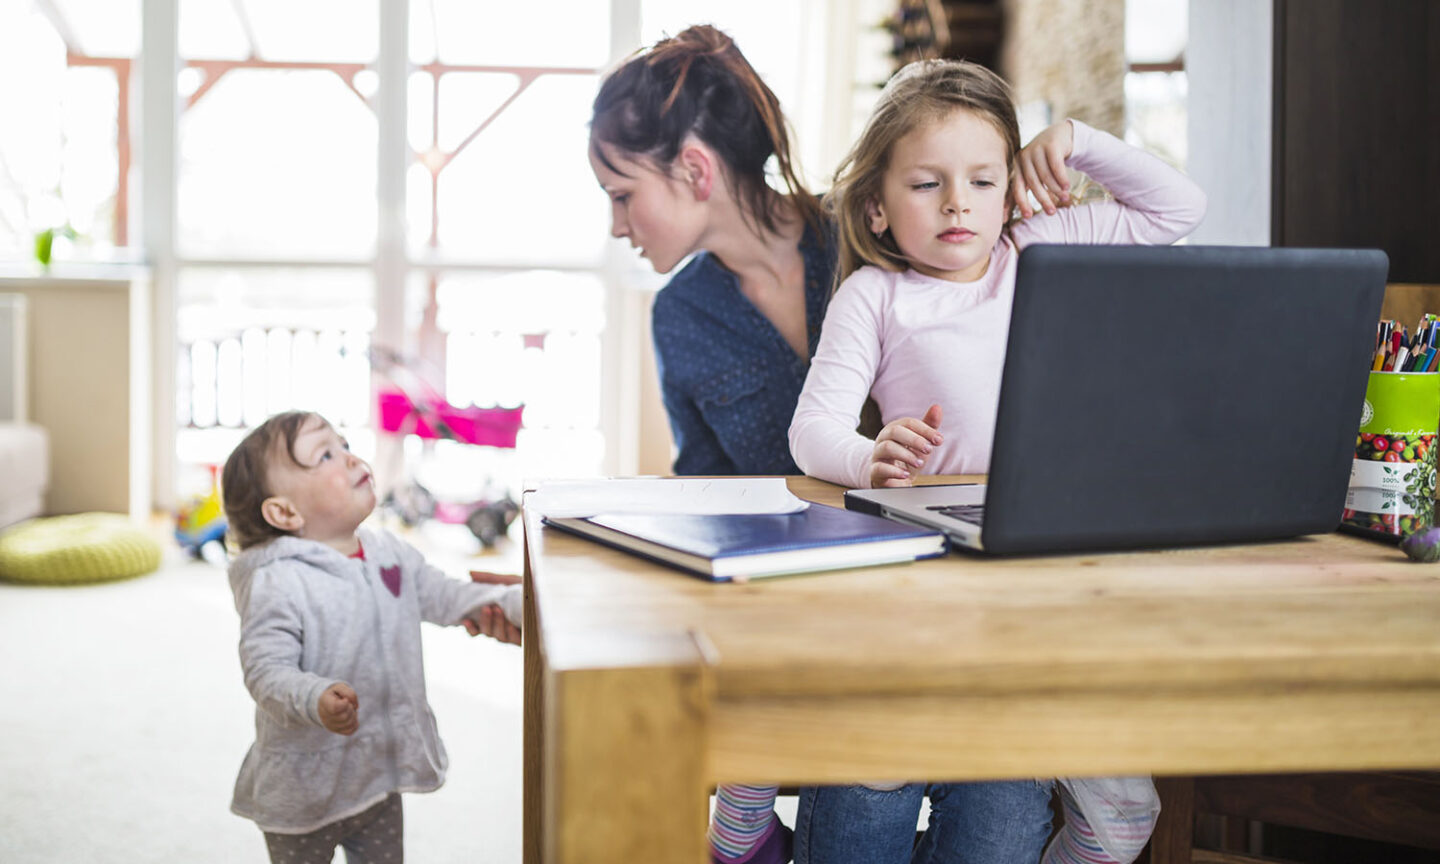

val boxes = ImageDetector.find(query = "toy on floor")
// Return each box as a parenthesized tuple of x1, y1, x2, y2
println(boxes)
(175, 464, 227, 558)
(0, 512, 162, 584)
(380, 478, 519, 548)
(371, 346, 523, 548)
(462, 494, 519, 547)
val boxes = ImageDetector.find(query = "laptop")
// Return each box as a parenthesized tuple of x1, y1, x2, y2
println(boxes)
(844, 244, 1388, 555)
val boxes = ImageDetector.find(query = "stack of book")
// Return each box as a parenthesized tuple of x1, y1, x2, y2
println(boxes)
(531, 478, 946, 582)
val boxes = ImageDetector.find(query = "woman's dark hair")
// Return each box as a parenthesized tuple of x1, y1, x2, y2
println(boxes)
(590, 24, 823, 240)
(221, 410, 316, 551)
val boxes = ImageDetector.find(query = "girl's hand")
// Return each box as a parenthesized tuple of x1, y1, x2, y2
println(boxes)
(463, 571, 522, 645)
(318, 682, 359, 736)
(1011, 119, 1075, 218)
(869, 404, 943, 488)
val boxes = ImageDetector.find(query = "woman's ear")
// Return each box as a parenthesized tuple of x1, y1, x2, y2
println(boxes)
(677, 143, 714, 202)
(865, 198, 888, 236)
(261, 496, 304, 533)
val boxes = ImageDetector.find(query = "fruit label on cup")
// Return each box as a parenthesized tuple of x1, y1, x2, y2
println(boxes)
(1345, 487, 1417, 516)
(1350, 457, 1421, 489)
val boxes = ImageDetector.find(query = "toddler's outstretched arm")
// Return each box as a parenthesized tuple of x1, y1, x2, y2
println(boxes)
(394, 533, 523, 629)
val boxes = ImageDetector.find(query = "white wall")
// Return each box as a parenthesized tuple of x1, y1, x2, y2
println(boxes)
(0, 294, 24, 422)
(0, 268, 151, 517)
(1187, 0, 1272, 245)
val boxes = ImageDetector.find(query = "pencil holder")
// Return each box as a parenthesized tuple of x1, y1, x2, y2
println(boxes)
(1342, 371, 1440, 538)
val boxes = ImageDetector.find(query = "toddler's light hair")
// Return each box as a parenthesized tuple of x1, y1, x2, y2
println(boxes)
(828, 59, 1022, 286)
(221, 410, 322, 551)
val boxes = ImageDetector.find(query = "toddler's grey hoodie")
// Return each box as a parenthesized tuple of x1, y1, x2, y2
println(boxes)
(228, 527, 521, 833)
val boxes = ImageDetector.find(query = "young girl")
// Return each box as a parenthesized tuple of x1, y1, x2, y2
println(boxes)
(590, 24, 831, 864)
(788, 59, 1203, 864)
(790, 58, 1206, 490)
(221, 410, 523, 864)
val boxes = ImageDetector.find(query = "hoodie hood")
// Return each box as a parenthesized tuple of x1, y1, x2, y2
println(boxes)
(229, 530, 371, 584)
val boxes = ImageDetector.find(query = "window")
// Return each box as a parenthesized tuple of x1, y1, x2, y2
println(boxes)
(0, 0, 138, 262)
(6, 0, 821, 513)
(171, 0, 383, 491)
(1124, 0, 1188, 168)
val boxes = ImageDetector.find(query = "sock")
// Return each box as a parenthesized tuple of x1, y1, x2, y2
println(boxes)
(709, 784, 780, 861)
(1042, 794, 1117, 864)
(1044, 779, 1158, 864)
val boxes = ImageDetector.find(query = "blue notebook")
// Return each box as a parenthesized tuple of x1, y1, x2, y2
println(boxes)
(543, 502, 947, 582)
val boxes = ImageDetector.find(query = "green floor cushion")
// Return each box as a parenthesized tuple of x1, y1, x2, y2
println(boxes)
(0, 513, 163, 585)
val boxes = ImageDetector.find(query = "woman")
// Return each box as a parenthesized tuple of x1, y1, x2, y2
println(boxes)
(589, 25, 1060, 864)
(589, 25, 829, 863)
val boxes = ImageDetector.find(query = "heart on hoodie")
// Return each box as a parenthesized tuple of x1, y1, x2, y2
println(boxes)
(380, 565, 401, 597)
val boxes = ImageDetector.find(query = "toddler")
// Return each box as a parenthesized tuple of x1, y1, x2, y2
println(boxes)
(221, 410, 523, 863)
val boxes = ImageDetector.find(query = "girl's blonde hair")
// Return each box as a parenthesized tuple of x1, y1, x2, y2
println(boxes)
(829, 59, 1021, 285)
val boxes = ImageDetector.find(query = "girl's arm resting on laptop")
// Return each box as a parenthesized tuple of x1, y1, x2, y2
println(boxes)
(789, 272, 887, 489)
(1011, 119, 1207, 248)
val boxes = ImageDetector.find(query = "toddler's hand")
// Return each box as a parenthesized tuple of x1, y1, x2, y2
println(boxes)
(318, 682, 359, 736)
(462, 570, 522, 645)
(869, 404, 943, 488)
(1012, 119, 1075, 218)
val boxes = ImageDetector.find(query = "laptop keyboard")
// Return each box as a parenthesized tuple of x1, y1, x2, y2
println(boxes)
(927, 503, 986, 526)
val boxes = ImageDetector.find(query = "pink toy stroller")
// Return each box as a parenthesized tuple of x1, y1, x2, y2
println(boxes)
(370, 347, 523, 546)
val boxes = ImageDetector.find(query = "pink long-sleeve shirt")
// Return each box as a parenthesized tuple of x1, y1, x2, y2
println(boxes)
(789, 119, 1207, 488)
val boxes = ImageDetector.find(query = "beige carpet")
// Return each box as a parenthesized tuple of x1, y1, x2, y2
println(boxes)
(0, 520, 525, 863)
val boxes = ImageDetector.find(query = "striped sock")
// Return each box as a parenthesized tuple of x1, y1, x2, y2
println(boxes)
(709, 784, 780, 862)
(1042, 789, 1152, 864)
(1042, 794, 1118, 864)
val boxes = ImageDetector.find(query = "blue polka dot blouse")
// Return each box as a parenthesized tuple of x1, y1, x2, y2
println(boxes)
(651, 222, 836, 476)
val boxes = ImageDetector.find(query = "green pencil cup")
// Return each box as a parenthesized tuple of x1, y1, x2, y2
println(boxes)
(1342, 371, 1440, 537)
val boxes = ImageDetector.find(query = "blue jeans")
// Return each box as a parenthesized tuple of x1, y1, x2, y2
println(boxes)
(795, 780, 1055, 864)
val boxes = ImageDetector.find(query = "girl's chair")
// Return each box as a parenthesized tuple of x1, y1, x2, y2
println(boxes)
(1149, 773, 1440, 864)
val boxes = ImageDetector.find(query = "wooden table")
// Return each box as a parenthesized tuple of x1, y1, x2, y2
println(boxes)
(520, 476, 1440, 864)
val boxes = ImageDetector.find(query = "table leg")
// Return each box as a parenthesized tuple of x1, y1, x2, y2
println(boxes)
(523, 537, 544, 864)
(1150, 776, 1195, 864)
(544, 663, 710, 864)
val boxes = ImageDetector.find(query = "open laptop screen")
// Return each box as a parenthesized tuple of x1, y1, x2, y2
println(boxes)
(973, 244, 1386, 554)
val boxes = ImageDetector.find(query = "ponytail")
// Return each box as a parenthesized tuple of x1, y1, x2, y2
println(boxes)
(591, 24, 824, 241)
